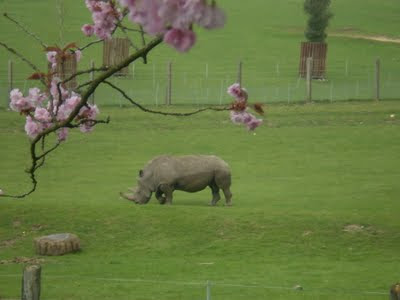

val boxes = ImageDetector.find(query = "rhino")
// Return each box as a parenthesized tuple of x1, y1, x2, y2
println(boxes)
(120, 155, 232, 206)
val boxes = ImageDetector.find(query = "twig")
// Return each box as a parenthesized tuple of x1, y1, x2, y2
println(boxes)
(3, 13, 47, 49)
(0, 41, 46, 87)
(79, 39, 103, 51)
(103, 80, 229, 116)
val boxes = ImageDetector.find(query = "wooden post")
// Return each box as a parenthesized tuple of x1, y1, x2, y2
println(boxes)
(237, 61, 242, 86)
(166, 61, 172, 105)
(375, 58, 380, 101)
(21, 265, 41, 300)
(90, 60, 95, 104)
(306, 57, 313, 102)
(206, 280, 211, 300)
(7, 60, 13, 108)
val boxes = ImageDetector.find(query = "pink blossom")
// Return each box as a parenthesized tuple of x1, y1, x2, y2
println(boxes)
(34, 107, 51, 123)
(198, 4, 225, 29)
(50, 78, 69, 105)
(46, 51, 57, 64)
(74, 50, 82, 62)
(83, 0, 122, 40)
(227, 83, 248, 101)
(24, 116, 43, 139)
(78, 104, 99, 120)
(56, 104, 71, 121)
(79, 123, 94, 133)
(164, 28, 196, 52)
(27, 88, 46, 106)
(81, 24, 94, 36)
(57, 128, 69, 142)
(230, 111, 244, 124)
(9, 89, 34, 113)
(246, 118, 263, 131)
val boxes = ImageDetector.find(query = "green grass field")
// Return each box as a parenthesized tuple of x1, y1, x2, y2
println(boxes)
(1, 1, 400, 299)
(1, 0, 400, 105)
(1, 101, 400, 299)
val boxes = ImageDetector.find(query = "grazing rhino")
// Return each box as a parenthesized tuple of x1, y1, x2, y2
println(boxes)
(120, 155, 232, 206)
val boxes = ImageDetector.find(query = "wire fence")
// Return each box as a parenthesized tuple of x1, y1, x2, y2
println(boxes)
(0, 272, 392, 300)
(1, 58, 400, 108)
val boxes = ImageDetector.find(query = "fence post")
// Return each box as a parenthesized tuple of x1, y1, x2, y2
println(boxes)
(7, 59, 13, 108)
(237, 61, 242, 86)
(306, 57, 313, 102)
(166, 61, 172, 105)
(206, 280, 211, 300)
(375, 58, 380, 101)
(90, 60, 95, 104)
(21, 265, 41, 300)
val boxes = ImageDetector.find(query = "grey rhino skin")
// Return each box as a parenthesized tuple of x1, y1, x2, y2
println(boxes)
(120, 155, 232, 205)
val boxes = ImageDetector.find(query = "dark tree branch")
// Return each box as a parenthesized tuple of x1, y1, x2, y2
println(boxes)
(3, 13, 47, 49)
(103, 80, 229, 116)
(0, 41, 47, 87)
(79, 39, 103, 51)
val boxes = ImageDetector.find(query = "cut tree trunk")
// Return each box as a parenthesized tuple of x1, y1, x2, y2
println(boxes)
(299, 42, 327, 79)
(34, 233, 81, 256)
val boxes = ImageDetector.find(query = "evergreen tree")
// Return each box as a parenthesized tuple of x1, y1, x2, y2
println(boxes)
(304, 0, 333, 42)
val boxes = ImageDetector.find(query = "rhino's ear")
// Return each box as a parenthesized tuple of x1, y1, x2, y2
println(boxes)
(139, 169, 144, 177)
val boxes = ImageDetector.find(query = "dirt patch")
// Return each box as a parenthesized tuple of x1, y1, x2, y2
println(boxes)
(0, 257, 45, 265)
(343, 224, 365, 233)
(330, 32, 400, 44)
(343, 224, 383, 235)
(0, 239, 18, 248)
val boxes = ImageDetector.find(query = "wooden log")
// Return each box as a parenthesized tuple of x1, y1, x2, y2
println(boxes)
(21, 265, 41, 300)
(390, 283, 400, 300)
(34, 233, 80, 256)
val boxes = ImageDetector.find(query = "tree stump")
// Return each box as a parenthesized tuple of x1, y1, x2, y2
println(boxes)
(390, 283, 400, 300)
(34, 233, 80, 256)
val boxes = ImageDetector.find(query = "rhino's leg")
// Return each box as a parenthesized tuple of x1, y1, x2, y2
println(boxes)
(222, 187, 232, 206)
(155, 189, 166, 205)
(159, 184, 173, 205)
(209, 182, 221, 206)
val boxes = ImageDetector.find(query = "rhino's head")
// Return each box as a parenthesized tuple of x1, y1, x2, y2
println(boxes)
(120, 169, 152, 204)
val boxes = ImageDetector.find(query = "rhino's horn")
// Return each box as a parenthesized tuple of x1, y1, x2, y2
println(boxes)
(120, 192, 136, 202)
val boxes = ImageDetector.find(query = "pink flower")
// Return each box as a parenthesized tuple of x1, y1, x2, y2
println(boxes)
(34, 107, 51, 123)
(65, 94, 81, 110)
(46, 51, 58, 64)
(198, 4, 225, 29)
(78, 104, 99, 120)
(246, 118, 263, 131)
(230, 111, 244, 124)
(50, 78, 69, 105)
(74, 50, 82, 62)
(27, 88, 46, 106)
(164, 28, 196, 52)
(81, 24, 94, 36)
(227, 83, 248, 101)
(57, 128, 69, 142)
(24, 116, 43, 139)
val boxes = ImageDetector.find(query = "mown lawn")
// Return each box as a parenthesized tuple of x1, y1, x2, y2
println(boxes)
(1, 101, 400, 299)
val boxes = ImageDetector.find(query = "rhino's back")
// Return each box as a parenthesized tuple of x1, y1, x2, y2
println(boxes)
(145, 155, 230, 191)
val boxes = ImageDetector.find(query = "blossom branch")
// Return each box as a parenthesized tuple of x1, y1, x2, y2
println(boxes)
(0, 41, 46, 86)
(79, 39, 103, 52)
(103, 80, 229, 116)
(1, 36, 164, 199)
(3, 13, 48, 49)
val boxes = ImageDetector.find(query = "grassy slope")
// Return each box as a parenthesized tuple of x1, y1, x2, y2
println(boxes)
(1, 102, 400, 299)
(1, 0, 400, 105)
